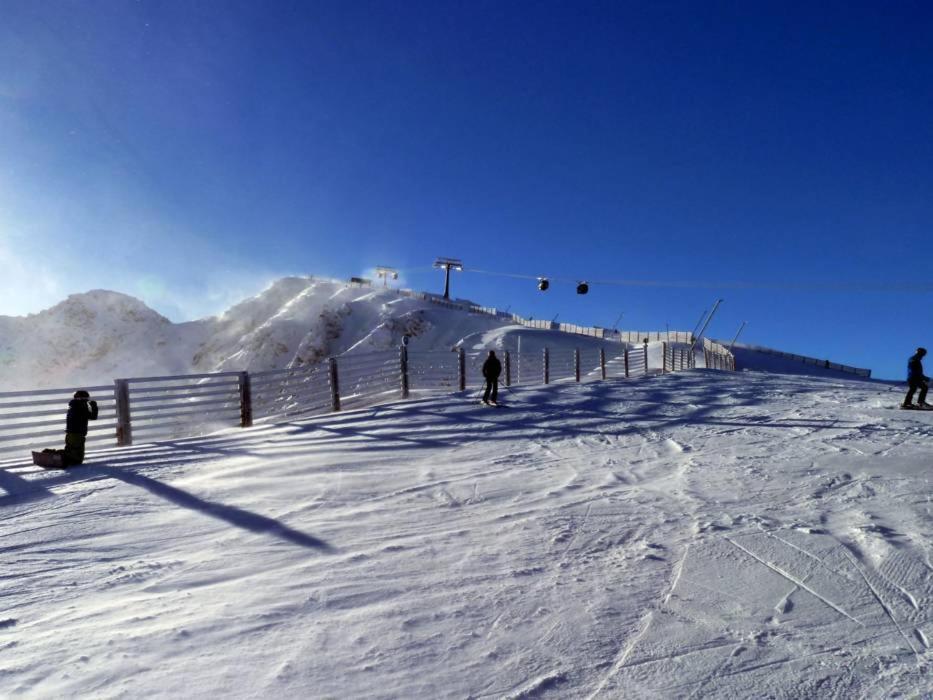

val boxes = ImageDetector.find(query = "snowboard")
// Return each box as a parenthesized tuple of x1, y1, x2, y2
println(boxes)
(32, 450, 66, 469)
(900, 405, 933, 410)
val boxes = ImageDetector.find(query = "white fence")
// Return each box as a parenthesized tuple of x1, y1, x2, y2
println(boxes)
(0, 341, 735, 459)
(727, 342, 870, 378)
(393, 287, 694, 345)
(0, 385, 117, 459)
(703, 338, 737, 372)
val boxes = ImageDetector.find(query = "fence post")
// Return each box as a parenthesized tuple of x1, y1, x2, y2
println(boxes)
(238, 371, 253, 427)
(644, 343, 649, 376)
(624, 349, 630, 378)
(544, 347, 550, 384)
(504, 350, 511, 387)
(329, 357, 342, 411)
(458, 348, 466, 391)
(401, 346, 410, 399)
(662, 342, 668, 373)
(599, 348, 606, 380)
(114, 379, 132, 447)
(574, 348, 581, 382)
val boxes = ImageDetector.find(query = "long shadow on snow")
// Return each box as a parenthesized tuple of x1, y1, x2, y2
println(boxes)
(316, 372, 878, 451)
(80, 466, 334, 553)
(0, 468, 54, 508)
(371, 403, 864, 447)
(0, 371, 876, 509)
(281, 418, 456, 450)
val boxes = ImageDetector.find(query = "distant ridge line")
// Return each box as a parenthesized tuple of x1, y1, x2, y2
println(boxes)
(728, 342, 871, 378)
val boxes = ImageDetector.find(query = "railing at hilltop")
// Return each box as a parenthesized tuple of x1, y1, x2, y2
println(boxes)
(703, 338, 737, 372)
(726, 342, 870, 378)
(393, 288, 694, 344)
(0, 341, 735, 460)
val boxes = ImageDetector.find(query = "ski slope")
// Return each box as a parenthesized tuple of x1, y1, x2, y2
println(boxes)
(0, 369, 930, 698)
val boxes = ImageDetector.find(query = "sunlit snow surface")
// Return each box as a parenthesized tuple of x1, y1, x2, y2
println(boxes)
(1, 370, 930, 698)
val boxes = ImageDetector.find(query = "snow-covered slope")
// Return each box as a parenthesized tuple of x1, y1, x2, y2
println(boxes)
(2, 276, 869, 393)
(0, 370, 929, 697)
(730, 343, 872, 379)
(0, 278, 518, 390)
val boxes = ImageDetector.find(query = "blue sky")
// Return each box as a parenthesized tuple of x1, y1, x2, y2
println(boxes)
(1, 1, 931, 379)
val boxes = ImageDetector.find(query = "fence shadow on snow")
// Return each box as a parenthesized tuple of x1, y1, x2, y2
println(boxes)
(0, 339, 735, 463)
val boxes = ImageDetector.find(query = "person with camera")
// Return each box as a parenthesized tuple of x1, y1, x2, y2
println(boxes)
(63, 389, 99, 465)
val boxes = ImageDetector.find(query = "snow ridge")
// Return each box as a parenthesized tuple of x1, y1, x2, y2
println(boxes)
(0, 278, 513, 390)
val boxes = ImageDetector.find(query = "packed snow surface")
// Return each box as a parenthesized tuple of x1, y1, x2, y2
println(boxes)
(1, 369, 930, 698)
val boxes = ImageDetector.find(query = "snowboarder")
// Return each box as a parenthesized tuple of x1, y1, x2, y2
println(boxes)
(902, 347, 930, 409)
(482, 350, 502, 405)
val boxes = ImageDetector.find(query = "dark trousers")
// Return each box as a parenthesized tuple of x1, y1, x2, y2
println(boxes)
(905, 379, 928, 406)
(483, 378, 499, 404)
(63, 432, 87, 465)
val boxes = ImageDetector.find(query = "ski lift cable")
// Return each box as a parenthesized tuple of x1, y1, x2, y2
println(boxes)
(462, 267, 933, 294)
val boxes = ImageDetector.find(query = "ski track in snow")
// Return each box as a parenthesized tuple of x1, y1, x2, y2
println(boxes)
(0, 369, 931, 698)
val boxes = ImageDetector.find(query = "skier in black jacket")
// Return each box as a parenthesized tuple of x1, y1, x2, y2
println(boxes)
(482, 350, 502, 405)
(63, 390, 99, 465)
(903, 348, 930, 409)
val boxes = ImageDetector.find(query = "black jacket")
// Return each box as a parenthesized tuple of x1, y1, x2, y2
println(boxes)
(66, 399, 99, 436)
(482, 356, 502, 380)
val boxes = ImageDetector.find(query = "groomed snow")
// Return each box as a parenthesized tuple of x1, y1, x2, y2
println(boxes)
(1, 369, 930, 697)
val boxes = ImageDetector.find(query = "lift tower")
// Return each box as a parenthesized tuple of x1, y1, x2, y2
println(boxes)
(433, 258, 463, 299)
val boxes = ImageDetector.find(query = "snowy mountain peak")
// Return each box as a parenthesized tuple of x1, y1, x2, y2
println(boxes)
(0, 277, 512, 390)
(42, 290, 171, 327)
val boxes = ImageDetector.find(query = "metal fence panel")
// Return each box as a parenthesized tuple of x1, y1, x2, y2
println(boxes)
(0, 385, 117, 458)
(408, 350, 459, 394)
(337, 350, 401, 410)
(0, 328, 736, 459)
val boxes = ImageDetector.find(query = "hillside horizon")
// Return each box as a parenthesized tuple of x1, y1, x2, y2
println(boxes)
(0, 275, 875, 391)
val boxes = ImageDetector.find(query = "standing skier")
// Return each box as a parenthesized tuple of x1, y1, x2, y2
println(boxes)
(902, 347, 930, 409)
(482, 350, 502, 405)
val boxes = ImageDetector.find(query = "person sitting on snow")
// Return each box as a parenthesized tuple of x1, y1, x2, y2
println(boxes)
(902, 347, 930, 409)
(482, 350, 502, 405)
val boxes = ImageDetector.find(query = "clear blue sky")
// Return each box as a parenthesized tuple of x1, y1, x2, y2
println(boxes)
(1, 1, 931, 379)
